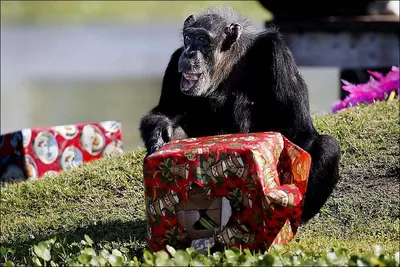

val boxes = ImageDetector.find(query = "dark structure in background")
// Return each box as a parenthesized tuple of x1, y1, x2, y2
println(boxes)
(258, 0, 400, 101)
(258, 0, 397, 21)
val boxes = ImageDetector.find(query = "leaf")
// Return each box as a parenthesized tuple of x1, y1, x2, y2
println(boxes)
(388, 91, 396, 101)
(356, 258, 368, 266)
(45, 237, 57, 245)
(108, 255, 123, 267)
(259, 254, 274, 266)
(369, 257, 385, 266)
(326, 251, 337, 264)
(173, 250, 191, 266)
(230, 247, 241, 254)
(212, 251, 223, 262)
(100, 249, 110, 260)
(89, 257, 100, 266)
(224, 249, 237, 263)
(33, 243, 51, 262)
(373, 245, 384, 257)
(32, 256, 43, 266)
(134, 256, 140, 266)
(84, 235, 94, 246)
(0, 246, 15, 260)
(270, 244, 285, 253)
(85, 247, 97, 257)
(98, 254, 108, 266)
(120, 246, 129, 254)
(167, 245, 176, 257)
(243, 249, 252, 257)
(0, 247, 7, 257)
(111, 249, 122, 257)
(143, 249, 155, 265)
(77, 253, 92, 265)
(155, 250, 171, 266)
(2, 261, 15, 267)
(191, 259, 205, 267)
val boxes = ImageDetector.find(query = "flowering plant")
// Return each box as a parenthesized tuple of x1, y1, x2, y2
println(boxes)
(332, 66, 399, 113)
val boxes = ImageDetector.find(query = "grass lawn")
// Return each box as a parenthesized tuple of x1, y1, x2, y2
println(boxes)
(0, 1, 272, 24)
(1, 100, 399, 264)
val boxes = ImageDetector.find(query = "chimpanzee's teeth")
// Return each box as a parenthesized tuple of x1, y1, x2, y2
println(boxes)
(183, 73, 199, 80)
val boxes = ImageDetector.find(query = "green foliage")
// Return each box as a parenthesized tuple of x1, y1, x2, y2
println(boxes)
(1, 236, 399, 266)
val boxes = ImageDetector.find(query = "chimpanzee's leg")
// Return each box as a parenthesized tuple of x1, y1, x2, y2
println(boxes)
(301, 134, 341, 224)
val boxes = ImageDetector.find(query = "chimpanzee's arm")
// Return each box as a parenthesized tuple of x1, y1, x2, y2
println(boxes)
(139, 47, 187, 155)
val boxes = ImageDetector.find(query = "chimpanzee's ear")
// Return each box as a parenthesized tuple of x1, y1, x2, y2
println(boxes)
(222, 23, 242, 51)
(183, 15, 195, 29)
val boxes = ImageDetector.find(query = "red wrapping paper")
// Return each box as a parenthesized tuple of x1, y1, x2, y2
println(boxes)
(143, 132, 311, 252)
(0, 121, 123, 182)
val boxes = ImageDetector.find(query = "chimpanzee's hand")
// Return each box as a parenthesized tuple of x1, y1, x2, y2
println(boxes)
(148, 119, 173, 155)
(140, 110, 189, 156)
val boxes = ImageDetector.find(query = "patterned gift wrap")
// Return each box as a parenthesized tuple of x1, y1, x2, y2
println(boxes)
(143, 132, 312, 253)
(0, 121, 123, 182)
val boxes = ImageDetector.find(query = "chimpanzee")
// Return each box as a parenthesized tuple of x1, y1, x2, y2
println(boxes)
(139, 6, 341, 224)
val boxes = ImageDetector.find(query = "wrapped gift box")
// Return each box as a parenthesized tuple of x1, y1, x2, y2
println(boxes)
(143, 132, 312, 253)
(0, 121, 123, 183)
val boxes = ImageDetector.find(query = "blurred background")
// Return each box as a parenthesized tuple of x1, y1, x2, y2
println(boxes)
(1, 1, 395, 152)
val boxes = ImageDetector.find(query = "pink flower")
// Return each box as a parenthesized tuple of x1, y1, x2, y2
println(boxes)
(332, 66, 399, 113)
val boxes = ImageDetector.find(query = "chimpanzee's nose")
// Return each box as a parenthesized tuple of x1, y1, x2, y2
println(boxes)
(186, 50, 197, 58)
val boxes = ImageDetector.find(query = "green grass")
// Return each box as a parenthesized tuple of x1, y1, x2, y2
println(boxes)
(0, 1, 272, 24)
(290, 99, 400, 254)
(1, 100, 399, 261)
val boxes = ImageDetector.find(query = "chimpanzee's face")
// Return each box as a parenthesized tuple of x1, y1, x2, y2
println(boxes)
(178, 14, 243, 96)
(178, 13, 232, 96)
(178, 27, 218, 96)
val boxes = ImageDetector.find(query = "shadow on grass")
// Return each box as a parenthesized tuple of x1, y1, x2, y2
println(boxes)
(2, 218, 149, 259)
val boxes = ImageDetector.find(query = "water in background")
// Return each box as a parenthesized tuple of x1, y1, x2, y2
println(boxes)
(1, 23, 339, 152)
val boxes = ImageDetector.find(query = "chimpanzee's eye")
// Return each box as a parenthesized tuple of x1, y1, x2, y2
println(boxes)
(184, 35, 191, 43)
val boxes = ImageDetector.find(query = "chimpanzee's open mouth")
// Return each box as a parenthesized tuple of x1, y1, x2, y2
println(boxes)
(181, 73, 202, 92)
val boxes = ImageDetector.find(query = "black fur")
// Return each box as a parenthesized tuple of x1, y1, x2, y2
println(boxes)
(139, 6, 341, 224)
